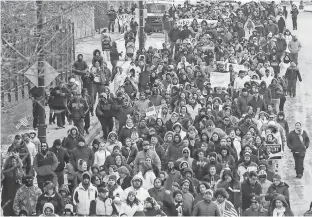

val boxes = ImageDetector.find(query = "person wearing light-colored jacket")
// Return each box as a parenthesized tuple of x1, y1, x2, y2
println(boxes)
(73, 171, 98, 215)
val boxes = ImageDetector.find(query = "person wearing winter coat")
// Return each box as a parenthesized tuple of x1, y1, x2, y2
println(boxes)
(105, 131, 122, 154)
(119, 190, 144, 217)
(143, 196, 167, 216)
(237, 151, 259, 183)
(89, 187, 118, 216)
(93, 142, 111, 168)
(265, 173, 290, 208)
(285, 61, 302, 97)
(267, 194, 294, 216)
(7, 135, 32, 175)
(70, 137, 94, 171)
(13, 175, 42, 215)
(36, 181, 64, 215)
(73, 171, 98, 215)
(164, 160, 182, 191)
(72, 159, 88, 188)
(176, 147, 194, 168)
(148, 177, 171, 206)
(29, 130, 41, 153)
(268, 78, 283, 113)
(288, 35, 301, 65)
(276, 111, 289, 136)
(215, 188, 238, 217)
(117, 166, 133, 190)
(92, 49, 104, 67)
(58, 185, 72, 206)
(49, 139, 70, 186)
(33, 142, 58, 191)
(257, 170, 272, 209)
(290, 4, 299, 30)
(39, 203, 59, 217)
(62, 126, 83, 153)
(241, 171, 262, 212)
(242, 195, 269, 216)
(96, 92, 116, 139)
(1, 155, 24, 216)
(192, 189, 221, 216)
(121, 176, 150, 203)
(287, 122, 310, 178)
(133, 140, 161, 174)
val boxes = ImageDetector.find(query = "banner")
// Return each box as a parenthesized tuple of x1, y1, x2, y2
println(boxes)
(226, 63, 246, 72)
(117, 14, 134, 26)
(210, 72, 231, 88)
(176, 19, 217, 27)
(266, 143, 283, 159)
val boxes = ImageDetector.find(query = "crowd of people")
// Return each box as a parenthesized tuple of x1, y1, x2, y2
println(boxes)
(2, 1, 311, 217)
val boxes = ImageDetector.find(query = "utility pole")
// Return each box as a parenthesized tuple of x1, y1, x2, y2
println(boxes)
(139, 0, 145, 50)
(36, 1, 47, 143)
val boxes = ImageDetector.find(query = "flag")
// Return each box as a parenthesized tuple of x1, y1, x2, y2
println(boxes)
(223, 200, 238, 217)
(224, 206, 238, 217)
(14, 117, 29, 129)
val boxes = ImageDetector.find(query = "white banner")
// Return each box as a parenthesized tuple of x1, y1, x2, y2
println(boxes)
(210, 72, 231, 88)
(176, 19, 217, 27)
(226, 63, 246, 72)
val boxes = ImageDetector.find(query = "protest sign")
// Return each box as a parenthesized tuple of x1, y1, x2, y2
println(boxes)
(145, 105, 163, 118)
(176, 19, 217, 27)
(226, 63, 246, 72)
(266, 143, 283, 159)
(210, 72, 230, 88)
(117, 14, 133, 26)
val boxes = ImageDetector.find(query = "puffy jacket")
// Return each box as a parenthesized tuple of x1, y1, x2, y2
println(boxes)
(70, 144, 95, 170)
(241, 179, 262, 211)
(73, 172, 98, 215)
(265, 182, 290, 204)
(13, 185, 42, 215)
(237, 94, 253, 115)
(62, 127, 84, 153)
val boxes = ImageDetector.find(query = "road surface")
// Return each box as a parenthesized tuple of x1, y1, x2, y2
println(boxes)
(279, 10, 312, 215)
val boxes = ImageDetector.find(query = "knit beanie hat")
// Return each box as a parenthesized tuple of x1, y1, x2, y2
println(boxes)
(273, 173, 282, 180)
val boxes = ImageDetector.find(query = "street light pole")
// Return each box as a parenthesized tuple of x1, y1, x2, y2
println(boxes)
(36, 0, 46, 143)
(139, 0, 145, 50)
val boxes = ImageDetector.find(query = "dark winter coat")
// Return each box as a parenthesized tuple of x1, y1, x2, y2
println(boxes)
(285, 66, 302, 81)
(241, 179, 262, 211)
(70, 145, 94, 170)
(36, 192, 64, 215)
(287, 130, 310, 153)
(49, 145, 70, 173)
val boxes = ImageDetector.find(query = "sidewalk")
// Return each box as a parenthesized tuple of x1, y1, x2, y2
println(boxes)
(1, 32, 134, 157)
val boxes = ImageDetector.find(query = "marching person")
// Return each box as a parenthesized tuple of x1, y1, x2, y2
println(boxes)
(287, 122, 310, 178)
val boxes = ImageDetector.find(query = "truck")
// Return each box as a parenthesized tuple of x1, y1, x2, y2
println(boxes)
(144, 0, 185, 34)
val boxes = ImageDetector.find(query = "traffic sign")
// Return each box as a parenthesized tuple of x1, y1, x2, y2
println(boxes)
(23, 61, 59, 87)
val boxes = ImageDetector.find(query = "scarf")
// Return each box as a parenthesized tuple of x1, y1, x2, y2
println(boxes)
(273, 207, 286, 217)
(295, 129, 304, 143)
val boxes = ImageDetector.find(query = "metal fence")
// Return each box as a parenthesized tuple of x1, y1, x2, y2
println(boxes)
(1, 19, 75, 110)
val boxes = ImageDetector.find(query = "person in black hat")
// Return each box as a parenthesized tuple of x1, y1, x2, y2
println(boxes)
(243, 195, 268, 216)
(70, 137, 94, 171)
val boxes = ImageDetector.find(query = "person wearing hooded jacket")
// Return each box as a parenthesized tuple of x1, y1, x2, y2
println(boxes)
(62, 126, 83, 154)
(265, 173, 290, 207)
(133, 140, 161, 174)
(105, 131, 122, 154)
(36, 181, 64, 215)
(39, 203, 59, 217)
(120, 175, 150, 203)
(268, 78, 283, 113)
(268, 194, 294, 216)
(166, 133, 186, 162)
(73, 171, 98, 216)
(176, 147, 194, 167)
(49, 139, 70, 186)
(33, 142, 58, 191)
(70, 137, 94, 171)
